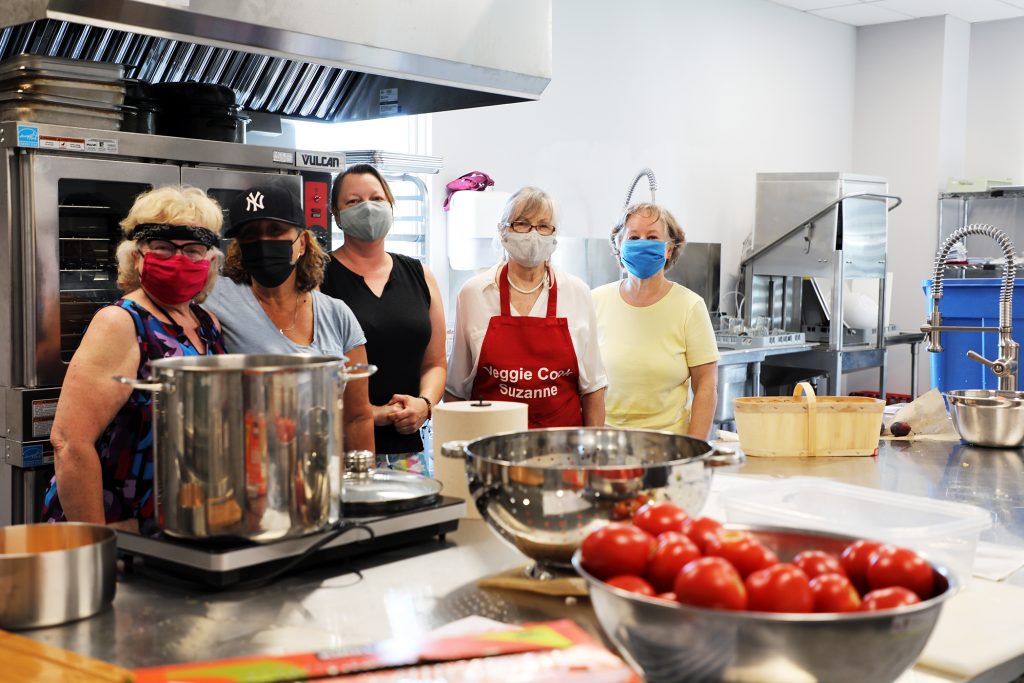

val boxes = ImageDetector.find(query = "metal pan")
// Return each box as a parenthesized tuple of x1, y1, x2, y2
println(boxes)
(0, 523, 117, 630)
(0, 75, 126, 105)
(0, 54, 124, 82)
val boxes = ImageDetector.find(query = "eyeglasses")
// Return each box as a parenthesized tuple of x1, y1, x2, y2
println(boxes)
(145, 239, 210, 262)
(505, 220, 556, 236)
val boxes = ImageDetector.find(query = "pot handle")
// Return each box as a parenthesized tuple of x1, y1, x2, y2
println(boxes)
(441, 439, 469, 458)
(705, 442, 745, 468)
(113, 376, 165, 392)
(341, 363, 377, 381)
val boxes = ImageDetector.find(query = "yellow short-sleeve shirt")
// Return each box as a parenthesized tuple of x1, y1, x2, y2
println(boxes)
(592, 281, 719, 434)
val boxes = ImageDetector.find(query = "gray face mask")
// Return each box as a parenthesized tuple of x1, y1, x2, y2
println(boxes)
(335, 201, 394, 242)
(501, 230, 557, 268)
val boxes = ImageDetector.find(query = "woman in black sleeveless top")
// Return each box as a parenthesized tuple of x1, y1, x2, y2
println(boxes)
(321, 165, 446, 455)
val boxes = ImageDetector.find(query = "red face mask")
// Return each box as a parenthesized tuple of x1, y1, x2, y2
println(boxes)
(140, 252, 211, 305)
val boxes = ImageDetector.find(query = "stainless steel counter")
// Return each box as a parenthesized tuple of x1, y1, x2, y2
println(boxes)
(21, 439, 1024, 678)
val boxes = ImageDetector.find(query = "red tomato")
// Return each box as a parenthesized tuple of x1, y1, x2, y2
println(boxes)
(645, 531, 701, 592)
(861, 586, 921, 611)
(809, 573, 862, 612)
(673, 557, 748, 611)
(606, 574, 656, 596)
(612, 494, 650, 521)
(867, 545, 935, 599)
(580, 523, 656, 581)
(705, 531, 779, 578)
(681, 516, 723, 554)
(745, 563, 814, 613)
(839, 539, 883, 593)
(633, 501, 689, 537)
(793, 550, 846, 580)
(656, 591, 677, 602)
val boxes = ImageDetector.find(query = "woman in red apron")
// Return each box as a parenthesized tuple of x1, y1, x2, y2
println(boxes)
(445, 187, 607, 428)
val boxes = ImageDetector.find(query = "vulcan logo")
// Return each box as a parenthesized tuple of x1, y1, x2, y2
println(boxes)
(301, 154, 341, 169)
(246, 191, 264, 212)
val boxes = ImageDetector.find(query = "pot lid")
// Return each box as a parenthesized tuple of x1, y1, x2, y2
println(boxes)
(342, 451, 441, 516)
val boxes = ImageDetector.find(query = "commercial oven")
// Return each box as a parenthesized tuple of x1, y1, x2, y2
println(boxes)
(0, 121, 336, 526)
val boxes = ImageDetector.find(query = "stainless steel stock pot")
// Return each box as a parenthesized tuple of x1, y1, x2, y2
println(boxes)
(118, 354, 374, 542)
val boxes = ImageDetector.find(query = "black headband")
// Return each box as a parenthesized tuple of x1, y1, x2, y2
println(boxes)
(129, 223, 219, 248)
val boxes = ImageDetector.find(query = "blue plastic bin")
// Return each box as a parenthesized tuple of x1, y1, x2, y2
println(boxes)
(922, 278, 1024, 392)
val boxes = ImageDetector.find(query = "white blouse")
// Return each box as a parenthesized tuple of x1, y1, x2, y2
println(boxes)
(445, 264, 608, 399)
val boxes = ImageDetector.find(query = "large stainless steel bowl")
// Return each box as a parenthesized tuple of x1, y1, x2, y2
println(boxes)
(443, 427, 742, 576)
(573, 525, 956, 683)
(0, 523, 117, 629)
(946, 389, 1024, 448)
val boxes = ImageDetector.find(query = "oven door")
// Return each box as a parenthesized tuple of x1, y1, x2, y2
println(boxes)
(181, 167, 300, 237)
(22, 153, 179, 388)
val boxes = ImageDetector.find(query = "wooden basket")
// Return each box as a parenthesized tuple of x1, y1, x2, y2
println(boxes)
(733, 382, 885, 457)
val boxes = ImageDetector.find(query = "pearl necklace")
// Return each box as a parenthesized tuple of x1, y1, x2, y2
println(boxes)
(507, 271, 548, 294)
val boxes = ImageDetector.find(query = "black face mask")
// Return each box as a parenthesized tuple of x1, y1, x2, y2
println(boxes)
(239, 238, 298, 288)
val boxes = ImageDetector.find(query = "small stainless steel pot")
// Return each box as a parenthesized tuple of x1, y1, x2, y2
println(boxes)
(117, 353, 374, 542)
(443, 427, 743, 575)
(945, 389, 1024, 448)
(0, 523, 116, 630)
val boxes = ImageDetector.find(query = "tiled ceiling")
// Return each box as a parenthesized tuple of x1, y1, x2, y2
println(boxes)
(765, 0, 1024, 26)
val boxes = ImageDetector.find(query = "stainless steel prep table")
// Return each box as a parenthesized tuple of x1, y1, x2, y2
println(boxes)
(21, 440, 1024, 682)
(758, 331, 926, 398)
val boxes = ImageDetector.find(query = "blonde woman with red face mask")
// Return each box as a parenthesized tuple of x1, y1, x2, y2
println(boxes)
(44, 185, 227, 536)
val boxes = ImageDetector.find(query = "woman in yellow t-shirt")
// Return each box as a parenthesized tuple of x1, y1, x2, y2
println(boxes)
(592, 203, 719, 438)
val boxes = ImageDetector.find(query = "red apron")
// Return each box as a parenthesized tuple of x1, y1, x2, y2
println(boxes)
(471, 264, 583, 428)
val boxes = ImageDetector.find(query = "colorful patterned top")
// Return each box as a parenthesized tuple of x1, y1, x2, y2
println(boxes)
(42, 299, 226, 537)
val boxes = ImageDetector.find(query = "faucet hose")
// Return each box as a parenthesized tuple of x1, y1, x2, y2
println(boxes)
(932, 224, 1015, 330)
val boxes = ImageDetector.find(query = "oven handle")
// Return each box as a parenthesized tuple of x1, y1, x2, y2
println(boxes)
(112, 376, 166, 392)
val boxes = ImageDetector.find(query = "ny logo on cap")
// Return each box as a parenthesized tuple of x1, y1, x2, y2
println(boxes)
(246, 191, 265, 212)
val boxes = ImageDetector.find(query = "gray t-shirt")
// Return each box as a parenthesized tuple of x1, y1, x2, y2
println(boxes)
(205, 278, 366, 356)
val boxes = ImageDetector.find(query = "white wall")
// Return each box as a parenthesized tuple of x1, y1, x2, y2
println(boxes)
(848, 16, 970, 395)
(966, 17, 1024, 180)
(429, 0, 856, 309)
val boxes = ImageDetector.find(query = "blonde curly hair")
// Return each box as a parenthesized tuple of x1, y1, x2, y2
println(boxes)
(115, 185, 224, 303)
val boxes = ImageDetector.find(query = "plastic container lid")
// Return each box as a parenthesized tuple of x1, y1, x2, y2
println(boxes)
(719, 477, 992, 582)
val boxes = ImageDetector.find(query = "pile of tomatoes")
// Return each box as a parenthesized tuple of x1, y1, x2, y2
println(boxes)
(579, 501, 938, 613)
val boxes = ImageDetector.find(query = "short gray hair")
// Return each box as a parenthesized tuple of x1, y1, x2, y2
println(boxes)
(498, 186, 558, 230)
(610, 202, 686, 270)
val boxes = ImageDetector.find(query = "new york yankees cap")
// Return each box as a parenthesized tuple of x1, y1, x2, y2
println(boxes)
(225, 181, 304, 238)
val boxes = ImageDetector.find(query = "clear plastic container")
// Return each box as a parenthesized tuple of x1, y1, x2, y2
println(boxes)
(719, 477, 993, 584)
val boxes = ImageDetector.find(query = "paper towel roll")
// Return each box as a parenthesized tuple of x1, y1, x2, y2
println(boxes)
(432, 400, 528, 518)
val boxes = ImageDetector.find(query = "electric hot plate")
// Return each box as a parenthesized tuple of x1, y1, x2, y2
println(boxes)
(117, 496, 465, 588)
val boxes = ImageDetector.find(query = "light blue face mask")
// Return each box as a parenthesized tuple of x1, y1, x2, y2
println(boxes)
(620, 239, 667, 279)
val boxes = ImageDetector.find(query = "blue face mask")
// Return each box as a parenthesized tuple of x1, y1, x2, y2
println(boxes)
(620, 239, 667, 279)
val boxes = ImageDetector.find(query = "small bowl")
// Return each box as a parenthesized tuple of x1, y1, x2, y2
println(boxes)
(573, 525, 957, 683)
(443, 428, 742, 577)
(945, 389, 1024, 448)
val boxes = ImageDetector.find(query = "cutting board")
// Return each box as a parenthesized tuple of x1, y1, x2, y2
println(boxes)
(0, 629, 132, 682)
(917, 579, 1024, 678)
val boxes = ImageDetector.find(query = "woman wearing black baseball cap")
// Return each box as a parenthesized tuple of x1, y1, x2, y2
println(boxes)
(204, 181, 375, 453)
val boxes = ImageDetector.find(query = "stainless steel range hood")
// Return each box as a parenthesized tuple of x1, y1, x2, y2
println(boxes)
(0, 0, 551, 123)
